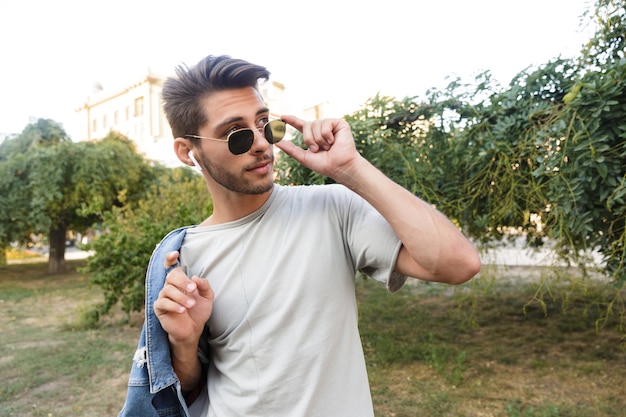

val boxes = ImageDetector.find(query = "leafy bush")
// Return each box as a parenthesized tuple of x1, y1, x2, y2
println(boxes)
(275, 20, 626, 287)
(82, 167, 211, 317)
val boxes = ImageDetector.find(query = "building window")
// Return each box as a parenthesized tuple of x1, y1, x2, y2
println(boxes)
(103, 115, 108, 130)
(92, 118, 97, 132)
(134, 96, 144, 117)
(125, 106, 130, 121)
(114, 110, 119, 125)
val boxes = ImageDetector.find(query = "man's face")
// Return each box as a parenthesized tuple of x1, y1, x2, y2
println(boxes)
(194, 87, 275, 195)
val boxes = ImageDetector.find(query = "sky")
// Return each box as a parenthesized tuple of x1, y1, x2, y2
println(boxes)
(0, 0, 594, 140)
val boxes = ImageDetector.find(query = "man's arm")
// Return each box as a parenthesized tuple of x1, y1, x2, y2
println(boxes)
(154, 251, 214, 402)
(170, 339, 205, 402)
(336, 156, 480, 284)
(276, 116, 481, 284)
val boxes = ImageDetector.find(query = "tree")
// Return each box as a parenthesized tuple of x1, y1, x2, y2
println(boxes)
(581, 0, 625, 68)
(443, 0, 626, 284)
(275, 0, 626, 286)
(0, 152, 31, 266)
(0, 118, 71, 267)
(0, 119, 157, 273)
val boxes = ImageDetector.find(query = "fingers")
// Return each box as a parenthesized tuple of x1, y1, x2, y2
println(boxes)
(156, 255, 215, 314)
(154, 293, 190, 315)
(281, 115, 304, 132)
(155, 252, 198, 315)
(193, 275, 214, 300)
(155, 269, 199, 315)
(165, 251, 180, 267)
(282, 115, 337, 152)
(154, 252, 214, 345)
(304, 119, 335, 152)
(165, 250, 180, 268)
(275, 140, 307, 165)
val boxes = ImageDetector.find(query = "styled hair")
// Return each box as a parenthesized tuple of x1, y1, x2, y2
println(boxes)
(162, 55, 270, 138)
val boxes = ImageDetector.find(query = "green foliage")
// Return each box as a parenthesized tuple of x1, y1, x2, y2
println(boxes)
(581, 0, 626, 68)
(346, 94, 440, 198)
(0, 120, 74, 267)
(275, 1, 626, 288)
(0, 119, 71, 250)
(421, 53, 625, 285)
(0, 120, 159, 272)
(27, 130, 157, 233)
(74, 132, 161, 216)
(535, 0, 625, 283)
(82, 167, 211, 316)
(423, 332, 467, 386)
(540, 58, 626, 284)
(505, 400, 561, 417)
(0, 118, 70, 160)
(274, 132, 330, 185)
(0, 152, 32, 250)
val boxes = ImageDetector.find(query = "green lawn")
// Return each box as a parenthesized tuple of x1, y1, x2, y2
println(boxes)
(1, 260, 624, 416)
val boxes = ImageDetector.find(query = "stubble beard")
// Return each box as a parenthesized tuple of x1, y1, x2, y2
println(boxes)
(201, 154, 275, 195)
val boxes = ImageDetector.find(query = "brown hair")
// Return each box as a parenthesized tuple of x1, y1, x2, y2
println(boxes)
(162, 55, 270, 138)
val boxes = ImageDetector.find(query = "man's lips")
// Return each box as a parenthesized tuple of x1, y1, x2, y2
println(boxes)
(246, 158, 273, 173)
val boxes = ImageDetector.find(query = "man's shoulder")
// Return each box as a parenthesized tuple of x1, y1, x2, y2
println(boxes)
(272, 184, 358, 215)
(156, 225, 194, 251)
(276, 183, 350, 199)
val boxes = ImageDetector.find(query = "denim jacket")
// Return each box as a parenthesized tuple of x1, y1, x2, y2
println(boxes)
(118, 226, 193, 417)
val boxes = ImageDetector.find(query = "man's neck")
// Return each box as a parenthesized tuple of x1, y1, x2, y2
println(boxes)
(200, 185, 275, 226)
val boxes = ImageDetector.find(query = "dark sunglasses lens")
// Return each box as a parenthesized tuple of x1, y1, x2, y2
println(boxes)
(265, 120, 286, 144)
(228, 130, 254, 155)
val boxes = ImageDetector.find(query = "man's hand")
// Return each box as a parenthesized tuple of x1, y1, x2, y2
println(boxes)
(153, 251, 214, 346)
(276, 115, 362, 182)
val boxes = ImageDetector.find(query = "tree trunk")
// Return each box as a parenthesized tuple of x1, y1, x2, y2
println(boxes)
(0, 246, 6, 267)
(48, 224, 67, 274)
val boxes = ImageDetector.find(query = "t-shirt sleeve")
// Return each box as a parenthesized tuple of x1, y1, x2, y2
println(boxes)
(340, 186, 407, 293)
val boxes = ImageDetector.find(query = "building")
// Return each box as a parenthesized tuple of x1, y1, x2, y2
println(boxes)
(75, 71, 288, 167)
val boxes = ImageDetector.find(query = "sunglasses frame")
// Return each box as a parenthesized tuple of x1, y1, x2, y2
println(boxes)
(184, 119, 286, 155)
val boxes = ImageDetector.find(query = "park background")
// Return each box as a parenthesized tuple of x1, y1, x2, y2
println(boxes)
(1, 0, 625, 416)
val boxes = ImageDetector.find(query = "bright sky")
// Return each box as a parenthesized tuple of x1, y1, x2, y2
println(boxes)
(0, 0, 593, 140)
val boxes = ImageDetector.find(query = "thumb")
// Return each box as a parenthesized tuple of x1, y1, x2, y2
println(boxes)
(275, 140, 308, 165)
(192, 276, 214, 299)
(164, 251, 181, 273)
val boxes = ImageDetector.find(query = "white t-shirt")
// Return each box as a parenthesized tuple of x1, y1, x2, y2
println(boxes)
(181, 184, 406, 417)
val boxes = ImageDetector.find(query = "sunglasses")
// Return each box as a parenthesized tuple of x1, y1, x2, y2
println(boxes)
(184, 119, 287, 155)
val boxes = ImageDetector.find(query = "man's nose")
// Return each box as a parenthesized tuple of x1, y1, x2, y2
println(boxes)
(249, 127, 271, 152)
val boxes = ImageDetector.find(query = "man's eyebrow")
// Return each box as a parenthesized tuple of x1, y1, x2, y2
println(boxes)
(215, 108, 271, 130)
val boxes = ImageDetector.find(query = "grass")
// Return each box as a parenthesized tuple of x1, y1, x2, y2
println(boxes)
(0, 260, 141, 417)
(359, 265, 626, 417)
(1, 261, 625, 416)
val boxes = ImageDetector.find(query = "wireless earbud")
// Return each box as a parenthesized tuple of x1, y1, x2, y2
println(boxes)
(188, 151, 203, 172)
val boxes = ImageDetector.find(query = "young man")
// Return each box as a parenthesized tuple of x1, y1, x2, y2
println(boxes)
(118, 55, 480, 417)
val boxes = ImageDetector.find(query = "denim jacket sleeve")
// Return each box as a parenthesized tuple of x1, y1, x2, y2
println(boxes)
(118, 226, 193, 417)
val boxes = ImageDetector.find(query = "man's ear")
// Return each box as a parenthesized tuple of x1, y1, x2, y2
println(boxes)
(173, 138, 199, 170)
(187, 150, 203, 173)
